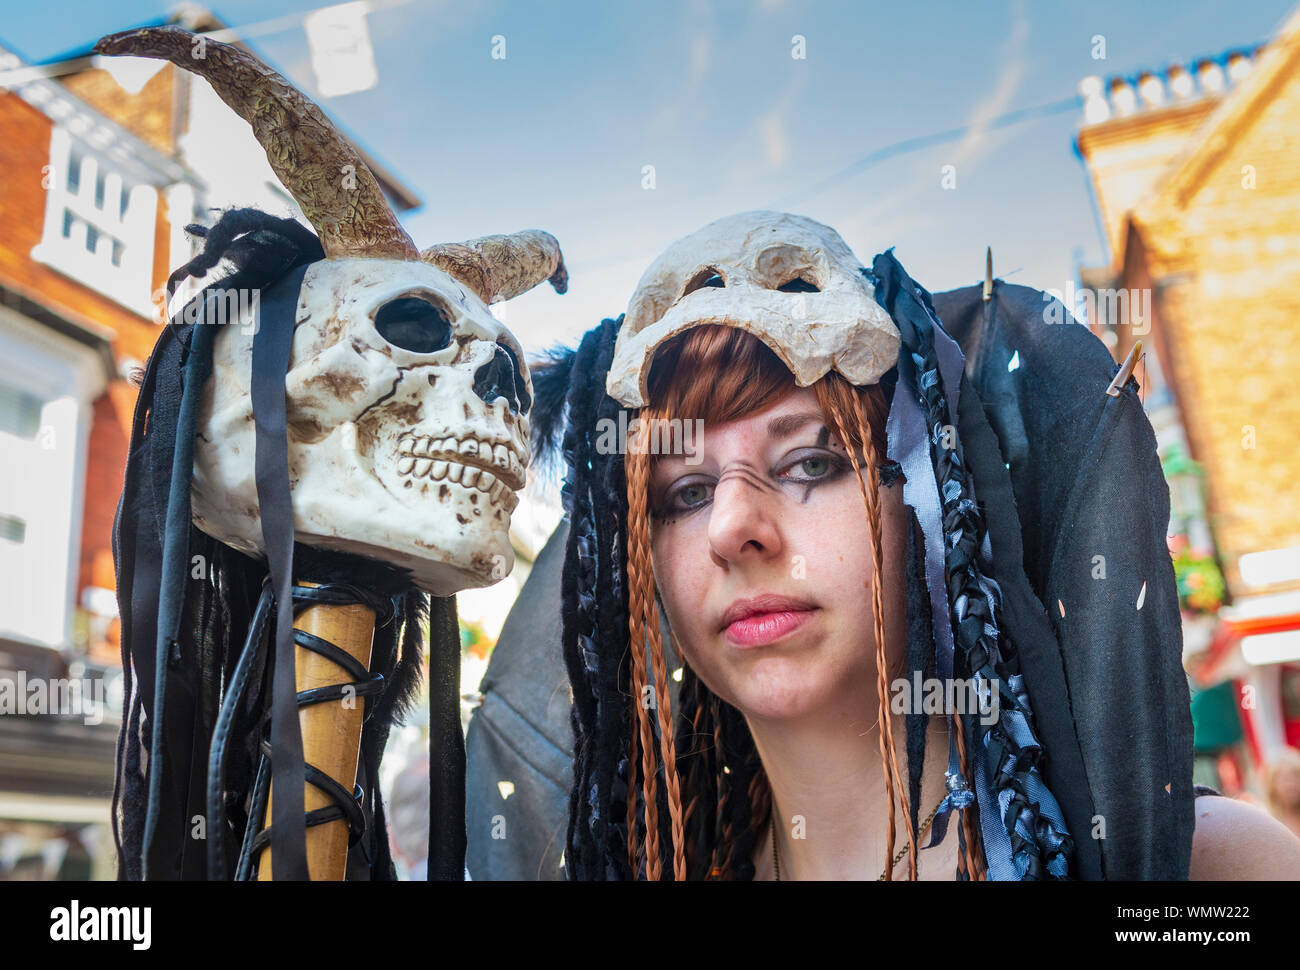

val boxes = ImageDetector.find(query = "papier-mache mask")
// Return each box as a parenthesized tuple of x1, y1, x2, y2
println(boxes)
(606, 210, 898, 407)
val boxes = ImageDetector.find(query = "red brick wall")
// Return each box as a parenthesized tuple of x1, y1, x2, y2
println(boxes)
(0, 92, 163, 356)
(0, 89, 173, 636)
(61, 64, 177, 156)
(77, 389, 131, 595)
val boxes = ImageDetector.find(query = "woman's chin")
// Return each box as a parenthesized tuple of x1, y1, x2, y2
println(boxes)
(740, 694, 822, 721)
(693, 630, 871, 722)
(728, 662, 836, 722)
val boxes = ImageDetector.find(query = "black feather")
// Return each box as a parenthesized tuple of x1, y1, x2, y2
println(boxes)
(526, 342, 581, 473)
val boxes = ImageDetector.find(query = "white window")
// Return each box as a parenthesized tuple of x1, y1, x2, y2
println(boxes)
(0, 305, 105, 648)
(31, 126, 158, 317)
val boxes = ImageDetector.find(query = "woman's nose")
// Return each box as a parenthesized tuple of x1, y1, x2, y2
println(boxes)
(706, 475, 783, 565)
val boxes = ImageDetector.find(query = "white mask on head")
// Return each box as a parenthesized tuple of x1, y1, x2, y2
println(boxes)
(606, 210, 899, 407)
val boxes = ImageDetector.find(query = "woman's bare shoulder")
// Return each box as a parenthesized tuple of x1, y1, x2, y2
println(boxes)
(1189, 795, 1300, 880)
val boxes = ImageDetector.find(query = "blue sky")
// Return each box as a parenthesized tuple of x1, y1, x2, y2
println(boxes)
(5, 0, 1296, 355)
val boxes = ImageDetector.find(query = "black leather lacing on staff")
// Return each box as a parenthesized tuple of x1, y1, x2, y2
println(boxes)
(205, 579, 394, 880)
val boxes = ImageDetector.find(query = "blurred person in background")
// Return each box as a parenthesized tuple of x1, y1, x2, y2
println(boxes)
(388, 756, 429, 880)
(1264, 748, 1300, 840)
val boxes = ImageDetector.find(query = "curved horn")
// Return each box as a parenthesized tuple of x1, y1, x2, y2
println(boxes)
(94, 26, 417, 261)
(421, 230, 569, 305)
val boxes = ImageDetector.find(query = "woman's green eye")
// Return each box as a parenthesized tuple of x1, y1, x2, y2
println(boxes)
(800, 456, 830, 477)
(679, 483, 709, 506)
(653, 480, 715, 519)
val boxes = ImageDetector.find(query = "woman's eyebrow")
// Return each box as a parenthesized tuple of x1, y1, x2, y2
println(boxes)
(652, 413, 829, 482)
(766, 411, 826, 439)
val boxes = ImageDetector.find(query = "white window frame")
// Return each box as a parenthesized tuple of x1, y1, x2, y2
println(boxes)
(31, 125, 158, 317)
(0, 304, 105, 649)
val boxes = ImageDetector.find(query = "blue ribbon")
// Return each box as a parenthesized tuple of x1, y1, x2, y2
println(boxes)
(885, 294, 1072, 878)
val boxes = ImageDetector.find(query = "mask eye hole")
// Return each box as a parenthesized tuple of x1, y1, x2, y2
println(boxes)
(683, 266, 726, 296)
(473, 340, 531, 416)
(374, 296, 453, 353)
(777, 276, 819, 293)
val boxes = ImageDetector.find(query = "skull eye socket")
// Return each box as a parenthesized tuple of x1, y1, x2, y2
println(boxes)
(374, 296, 453, 353)
(683, 267, 726, 296)
(777, 276, 819, 293)
(473, 340, 532, 416)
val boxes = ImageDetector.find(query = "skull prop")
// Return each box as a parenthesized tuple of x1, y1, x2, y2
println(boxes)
(606, 210, 898, 407)
(192, 256, 540, 596)
(97, 27, 566, 596)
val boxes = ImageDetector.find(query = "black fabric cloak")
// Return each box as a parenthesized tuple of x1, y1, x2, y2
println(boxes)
(464, 277, 1195, 880)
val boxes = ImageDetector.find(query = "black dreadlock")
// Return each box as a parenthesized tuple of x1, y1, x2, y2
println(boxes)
(545, 317, 635, 880)
(538, 316, 702, 880)
(870, 251, 1074, 879)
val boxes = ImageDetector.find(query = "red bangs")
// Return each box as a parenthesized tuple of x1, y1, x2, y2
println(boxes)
(645, 325, 796, 425)
(643, 323, 889, 459)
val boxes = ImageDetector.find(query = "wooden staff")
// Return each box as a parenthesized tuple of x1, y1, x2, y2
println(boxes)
(259, 581, 376, 881)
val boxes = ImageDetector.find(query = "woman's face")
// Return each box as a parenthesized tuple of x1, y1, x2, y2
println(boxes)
(649, 385, 904, 722)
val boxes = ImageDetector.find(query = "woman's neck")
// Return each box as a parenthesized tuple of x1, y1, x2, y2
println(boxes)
(746, 692, 958, 880)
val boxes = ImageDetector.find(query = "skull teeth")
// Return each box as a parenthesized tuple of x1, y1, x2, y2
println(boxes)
(396, 432, 527, 498)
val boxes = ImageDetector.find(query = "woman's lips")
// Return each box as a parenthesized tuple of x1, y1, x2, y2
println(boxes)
(724, 608, 816, 647)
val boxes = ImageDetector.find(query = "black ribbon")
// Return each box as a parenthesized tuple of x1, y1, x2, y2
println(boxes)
(428, 594, 466, 879)
(251, 261, 313, 879)
(139, 311, 214, 879)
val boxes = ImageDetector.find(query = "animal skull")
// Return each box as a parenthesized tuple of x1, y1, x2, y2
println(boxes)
(96, 26, 567, 596)
(192, 258, 534, 596)
(606, 210, 899, 407)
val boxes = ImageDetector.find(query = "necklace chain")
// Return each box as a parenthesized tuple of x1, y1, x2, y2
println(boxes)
(771, 796, 945, 881)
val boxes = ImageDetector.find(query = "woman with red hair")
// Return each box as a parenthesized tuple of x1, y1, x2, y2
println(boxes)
(531, 211, 1300, 880)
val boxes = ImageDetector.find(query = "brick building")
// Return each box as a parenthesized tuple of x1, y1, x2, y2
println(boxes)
(1075, 7, 1300, 795)
(0, 6, 417, 877)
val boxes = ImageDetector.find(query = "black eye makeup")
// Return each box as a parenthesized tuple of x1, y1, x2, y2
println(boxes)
(776, 447, 851, 502)
(652, 476, 715, 520)
(777, 449, 848, 484)
(649, 430, 851, 522)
